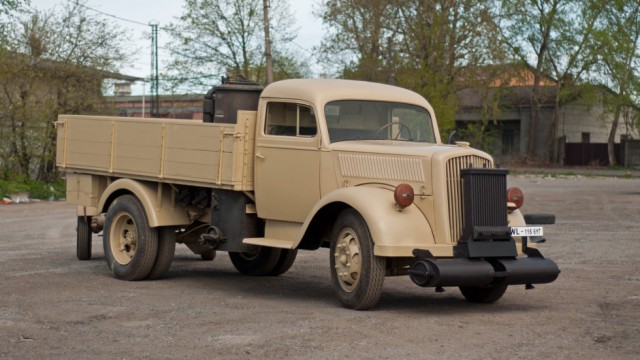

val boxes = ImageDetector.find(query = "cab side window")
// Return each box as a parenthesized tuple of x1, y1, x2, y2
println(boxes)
(266, 102, 317, 137)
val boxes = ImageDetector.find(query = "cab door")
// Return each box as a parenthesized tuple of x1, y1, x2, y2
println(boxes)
(254, 101, 321, 222)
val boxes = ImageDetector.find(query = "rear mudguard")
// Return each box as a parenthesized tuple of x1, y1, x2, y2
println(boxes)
(98, 179, 190, 227)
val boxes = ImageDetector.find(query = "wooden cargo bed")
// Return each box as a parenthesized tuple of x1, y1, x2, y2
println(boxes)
(56, 112, 256, 191)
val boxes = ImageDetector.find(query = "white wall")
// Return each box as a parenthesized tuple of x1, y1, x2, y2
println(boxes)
(559, 103, 639, 143)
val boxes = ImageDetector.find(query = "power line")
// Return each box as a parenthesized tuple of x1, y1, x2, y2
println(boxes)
(78, 3, 175, 33)
(270, 28, 314, 55)
(78, 3, 150, 27)
(78, 2, 317, 61)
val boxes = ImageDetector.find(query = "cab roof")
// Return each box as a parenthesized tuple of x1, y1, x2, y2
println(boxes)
(261, 79, 433, 111)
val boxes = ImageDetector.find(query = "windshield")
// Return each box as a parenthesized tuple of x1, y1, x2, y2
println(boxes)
(325, 100, 435, 143)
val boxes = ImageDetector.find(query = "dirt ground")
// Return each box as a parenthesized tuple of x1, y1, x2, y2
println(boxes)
(1, 175, 639, 359)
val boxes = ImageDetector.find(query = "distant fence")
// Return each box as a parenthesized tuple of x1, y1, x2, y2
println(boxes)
(564, 143, 621, 166)
(622, 140, 640, 167)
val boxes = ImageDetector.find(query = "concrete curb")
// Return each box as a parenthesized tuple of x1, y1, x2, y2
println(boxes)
(506, 166, 640, 178)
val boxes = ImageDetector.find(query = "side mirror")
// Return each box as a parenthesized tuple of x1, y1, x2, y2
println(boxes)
(447, 130, 458, 144)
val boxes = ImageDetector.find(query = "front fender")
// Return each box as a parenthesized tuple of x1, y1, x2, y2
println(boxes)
(296, 186, 435, 257)
(98, 179, 190, 227)
(508, 208, 526, 227)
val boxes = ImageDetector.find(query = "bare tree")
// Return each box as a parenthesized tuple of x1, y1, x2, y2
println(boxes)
(164, 0, 309, 90)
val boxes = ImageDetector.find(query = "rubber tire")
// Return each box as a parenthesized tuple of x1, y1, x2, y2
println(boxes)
(459, 283, 508, 303)
(76, 216, 92, 260)
(229, 246, 282, 276)
(330, 209, 385, 310)
(267, 249, 298, 276)
(103, 195, 158, 281)
(146, 226, 176, 280)
(200, 249, 216, 261)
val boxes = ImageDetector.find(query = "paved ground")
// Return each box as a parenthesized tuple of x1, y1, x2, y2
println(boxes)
(1, 175, 639, 359)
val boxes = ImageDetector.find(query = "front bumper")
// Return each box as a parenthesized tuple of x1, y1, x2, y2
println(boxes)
(409, 248, 560, 288)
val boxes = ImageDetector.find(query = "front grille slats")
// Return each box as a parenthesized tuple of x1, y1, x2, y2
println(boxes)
(462, 169, 507, 227)
(445, 155, 492, 243)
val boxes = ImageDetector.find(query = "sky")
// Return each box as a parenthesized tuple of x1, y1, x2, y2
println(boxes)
(29, 0, 325, 95)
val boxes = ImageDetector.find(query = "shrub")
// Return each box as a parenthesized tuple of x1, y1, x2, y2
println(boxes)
(0, 178, 65, 200)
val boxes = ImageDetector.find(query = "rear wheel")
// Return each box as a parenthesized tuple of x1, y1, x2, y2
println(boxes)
(103, 195, 158, 281)
(146, 226, 176, 280)
(459, 283, 508, 303)
(330, 209, 385, 310)
(229, 246, 281, 276)
(76, 216, 92, 260)
(268, 249, 298, 276)
(200, 249, 216, 261)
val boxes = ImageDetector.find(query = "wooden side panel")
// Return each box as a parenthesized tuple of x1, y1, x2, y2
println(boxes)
(163, 123, 231, 183)
(64, 117, 112, 171)
(56, 114, 257, 191)
(112, 121, 163, 176)
(55, 119, 66, 167)
(236, 111, 257, 190)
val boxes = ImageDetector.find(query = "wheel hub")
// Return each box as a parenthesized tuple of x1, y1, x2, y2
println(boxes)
(334, 227, 362, 292)
(110, 213, 137, 265)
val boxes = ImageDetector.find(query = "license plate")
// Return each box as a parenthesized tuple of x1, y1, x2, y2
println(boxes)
(510, 226, 544, 236)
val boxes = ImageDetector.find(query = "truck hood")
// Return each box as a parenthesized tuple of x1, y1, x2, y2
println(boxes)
(330, 140, 489, 161)
(330, 140, 493, 195)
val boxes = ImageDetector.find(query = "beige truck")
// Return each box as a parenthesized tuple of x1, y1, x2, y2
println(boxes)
(56, 78, 559, 310)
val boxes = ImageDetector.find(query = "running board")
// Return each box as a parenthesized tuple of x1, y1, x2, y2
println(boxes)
(243, 238, 295, 249)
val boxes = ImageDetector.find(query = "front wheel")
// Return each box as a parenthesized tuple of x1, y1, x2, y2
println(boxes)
(330, 209, 385, 310)
(103, 195, 158, 281)
(459, 283, 508, 303)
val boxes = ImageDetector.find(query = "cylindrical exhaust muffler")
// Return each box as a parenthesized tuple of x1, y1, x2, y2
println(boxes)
(498, 257, 560, 285)
(409, 258, 495, 287)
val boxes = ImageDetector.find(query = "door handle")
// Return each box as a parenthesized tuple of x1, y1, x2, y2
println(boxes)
(255, 152, 265, 159)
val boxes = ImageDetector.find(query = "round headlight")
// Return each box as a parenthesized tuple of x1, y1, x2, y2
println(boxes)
(394, 183, 414, 209)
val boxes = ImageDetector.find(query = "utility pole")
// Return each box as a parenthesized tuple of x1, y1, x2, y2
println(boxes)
(263, 0, 273, 84)
(150, 22, 159, 117)
(387, 37, 396, 86)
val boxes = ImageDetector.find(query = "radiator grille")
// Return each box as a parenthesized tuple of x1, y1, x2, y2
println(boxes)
(446, 155, 492, 243)
(461, 168, 508, 228)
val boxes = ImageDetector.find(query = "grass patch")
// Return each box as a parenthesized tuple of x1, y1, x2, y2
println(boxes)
(541, 171, 579, 178)
(0, 177, 65, 200)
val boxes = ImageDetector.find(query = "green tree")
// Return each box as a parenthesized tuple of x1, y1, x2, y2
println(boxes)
(543, 1, 603, 162)
(0, 0, 129, 181)
(498, 0, 572, 161)
(317, 0, 397, 82)
(318, 0, 503, 134)
(593, 0, 640, 166)
(396, 0, 502, 132)
(164, 0, 309, 90)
